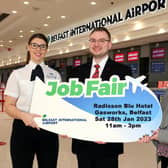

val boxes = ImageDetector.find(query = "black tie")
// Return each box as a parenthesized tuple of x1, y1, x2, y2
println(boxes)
(30, 65, 44, 82)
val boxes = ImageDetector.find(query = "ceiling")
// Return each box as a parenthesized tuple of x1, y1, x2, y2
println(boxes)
(0, 0, 120, 50)
(0, 0, 168, 67)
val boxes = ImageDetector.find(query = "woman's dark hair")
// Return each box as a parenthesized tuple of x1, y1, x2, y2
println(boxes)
(26, 33, 49, 64)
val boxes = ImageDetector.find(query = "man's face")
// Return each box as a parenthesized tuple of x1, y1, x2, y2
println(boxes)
(89, 31, 112, 58)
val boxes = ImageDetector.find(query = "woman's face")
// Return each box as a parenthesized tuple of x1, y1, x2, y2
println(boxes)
(27, 37, 47, 64)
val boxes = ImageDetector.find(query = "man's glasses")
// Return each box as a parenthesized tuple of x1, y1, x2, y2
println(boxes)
(89, 38, 110, 44)
(30, 43, 47, 50)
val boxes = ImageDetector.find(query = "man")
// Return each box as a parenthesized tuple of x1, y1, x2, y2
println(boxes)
(70, 27, 132, 168)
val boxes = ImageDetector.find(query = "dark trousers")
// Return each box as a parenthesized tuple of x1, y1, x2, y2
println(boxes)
(76, 154, 118, 168)
(161, 156, 168, 168)
(10, 119, 58, 168)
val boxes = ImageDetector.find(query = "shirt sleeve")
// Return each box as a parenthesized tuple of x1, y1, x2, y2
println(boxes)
(4, 70, 19, 98)
(56, 71, 62, 82)
(158, 128, 168, 144)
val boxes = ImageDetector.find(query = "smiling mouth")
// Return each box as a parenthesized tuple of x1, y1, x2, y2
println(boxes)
(34, 53, 42, 57)
(93, 47, 101, 52)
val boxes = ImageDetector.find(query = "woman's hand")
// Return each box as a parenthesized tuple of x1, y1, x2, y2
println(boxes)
(138, 135, 151, 143)
(138, 129, 159, 143)
(60, 135, 69, 138)
(150, 130, 159, 140)
(95, 141, 106, 144)
(20, 112, 41, 130)
(5, 94, 41, 130)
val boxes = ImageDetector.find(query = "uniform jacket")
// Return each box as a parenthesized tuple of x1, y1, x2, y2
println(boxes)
(69, 57, 132, 158)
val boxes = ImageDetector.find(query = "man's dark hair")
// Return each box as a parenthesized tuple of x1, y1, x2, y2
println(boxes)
(90, 27, 111, 40)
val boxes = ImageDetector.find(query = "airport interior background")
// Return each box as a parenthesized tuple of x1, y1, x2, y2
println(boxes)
(1, 0, 168, 167)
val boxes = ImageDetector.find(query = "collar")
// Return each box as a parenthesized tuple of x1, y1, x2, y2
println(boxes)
(28, 60, 45, 70)
(92, 55, 109, 68)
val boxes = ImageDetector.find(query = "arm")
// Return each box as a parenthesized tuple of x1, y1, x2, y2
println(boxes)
(148, 127, 168, 144)
(139, 126, 168, 144)
(158, 127, 168, 144)
(5, 95, 41, 130)
(155, 91, 168, 144)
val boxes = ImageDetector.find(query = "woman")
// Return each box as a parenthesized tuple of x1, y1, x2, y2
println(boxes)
(4, 33, 61, 168)
(139, 91, 168, 168)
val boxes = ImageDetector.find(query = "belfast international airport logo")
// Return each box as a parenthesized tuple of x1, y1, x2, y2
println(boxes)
(42, 114, 58, 125)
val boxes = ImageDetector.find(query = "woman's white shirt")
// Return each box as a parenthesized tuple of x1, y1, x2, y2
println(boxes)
(4, 61, 62, 113)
